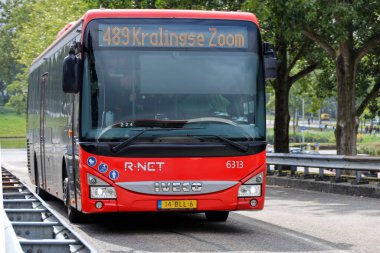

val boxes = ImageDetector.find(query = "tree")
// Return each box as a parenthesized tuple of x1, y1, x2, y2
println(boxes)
(156, 0, 244, 10)
(84, 0, 134, 9)
(6, 72, 27, 114)
(288, 71, 324, 137)
(300, 0, 380, 155)
(88, 0, 161, 9)
(244, 0, 319, 153)
(0, 0, 25, 105)
(1, 0, 90, 113)
(355, 48, 380, 121)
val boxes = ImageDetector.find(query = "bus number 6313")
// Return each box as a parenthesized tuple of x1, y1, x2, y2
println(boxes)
(226, 161, 244, 169)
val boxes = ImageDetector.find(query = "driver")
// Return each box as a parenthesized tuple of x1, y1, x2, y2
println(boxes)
(106, 73, 137, 124)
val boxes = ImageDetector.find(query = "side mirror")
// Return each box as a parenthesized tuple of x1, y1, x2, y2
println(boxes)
(263, 42, 277, 80)
(62, 42, 80, 93)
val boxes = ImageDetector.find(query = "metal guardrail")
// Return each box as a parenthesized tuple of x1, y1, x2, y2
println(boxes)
(266, 153, 380, 185)
(2, 167, 96, 253)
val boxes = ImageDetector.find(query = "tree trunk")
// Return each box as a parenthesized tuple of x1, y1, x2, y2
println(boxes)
(274, 78, 290, 153)
(273, 35, 291, 154)
(334, 46, 358, 156)
(292, 107, 297, 139)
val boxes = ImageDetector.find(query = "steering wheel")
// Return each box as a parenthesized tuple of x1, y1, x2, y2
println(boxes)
(96, 122, 124, 141)
(186, 117, 239, 126)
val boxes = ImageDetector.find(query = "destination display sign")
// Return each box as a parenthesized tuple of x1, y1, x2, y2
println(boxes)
(98, 24, 248, 48)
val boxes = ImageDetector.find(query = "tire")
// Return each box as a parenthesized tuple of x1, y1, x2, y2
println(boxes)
(63, 176, 83, 223)
(205, 211, 229, 222)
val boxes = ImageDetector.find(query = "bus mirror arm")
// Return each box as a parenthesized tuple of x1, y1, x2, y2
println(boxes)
(263, 42, 277, 80)
(62, 51, 80, 93)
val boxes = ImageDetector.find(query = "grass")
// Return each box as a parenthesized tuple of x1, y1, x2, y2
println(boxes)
(0, 106, 26, 148)
(357, 142, 380, 156)
(0, 138, 26, 149)
(0, 107, 26, 137)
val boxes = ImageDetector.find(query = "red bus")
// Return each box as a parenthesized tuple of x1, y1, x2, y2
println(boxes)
(27, 9, 275, 222)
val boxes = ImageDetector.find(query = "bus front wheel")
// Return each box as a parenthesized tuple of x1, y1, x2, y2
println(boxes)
(63, 176, 83, 223)
(205, 211, 229, 222)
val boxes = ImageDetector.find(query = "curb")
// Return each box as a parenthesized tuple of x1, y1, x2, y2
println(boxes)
(267, 176, 380, 198)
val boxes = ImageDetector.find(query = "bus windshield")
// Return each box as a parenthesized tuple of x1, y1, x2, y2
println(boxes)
(81, 19, 265, 142)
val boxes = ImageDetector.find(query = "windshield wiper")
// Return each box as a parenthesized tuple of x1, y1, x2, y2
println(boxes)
(111, 127, 201, 153)
(187, 134, 249, 153)
(111, 127, 249, 153)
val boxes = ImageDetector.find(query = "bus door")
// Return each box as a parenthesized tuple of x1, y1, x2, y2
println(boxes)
(39, 72, 48, 190)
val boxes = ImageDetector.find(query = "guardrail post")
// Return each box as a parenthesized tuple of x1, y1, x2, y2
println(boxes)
(302, 166, 313, 179)
(266, 164, 274, 175)
(352, 171, 369, 185)
(333, 169, 345, 183)
(277, 165, 287, 176)
(315, 168, 326, 181)
(290, 165, 297, 177)
(304, 166, 309, 176)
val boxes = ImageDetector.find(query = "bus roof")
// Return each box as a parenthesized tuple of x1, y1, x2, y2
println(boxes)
(31, 9, 259, 68)
(81, 9, 259, 27)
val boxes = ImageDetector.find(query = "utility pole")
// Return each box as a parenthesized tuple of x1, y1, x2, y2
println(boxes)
(302, 98, 305, 144)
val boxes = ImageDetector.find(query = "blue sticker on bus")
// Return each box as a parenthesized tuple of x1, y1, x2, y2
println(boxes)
(87, 157, 97, 167)
(98, 163, 108, 173)
(109, 170, 119, 180)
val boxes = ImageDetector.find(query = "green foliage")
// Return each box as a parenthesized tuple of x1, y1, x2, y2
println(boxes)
(0, 0, 90, 112)
(0, 0, 24, 101)
(5, 70, 28, 114)
(313, 60, 336, 99)
(85, 0, 155, 9)
(156, 0, 245, 10)
(12, 0, 89, 68)
(85, 0, 246, 10)
(357, 143, 380, 156)
(301, 0, 380, 114)
(290, 71, 325, 115)
(360, 97, 380, 121)
(356, 48, 380, 118)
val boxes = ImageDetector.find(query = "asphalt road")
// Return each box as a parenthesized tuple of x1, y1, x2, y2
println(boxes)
(2, 149, 380, 253)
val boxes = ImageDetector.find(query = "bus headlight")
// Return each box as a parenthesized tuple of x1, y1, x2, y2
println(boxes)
(238, 185, 261, 197)
(88, 173, 117, 199)
(90, 186, 117, 199)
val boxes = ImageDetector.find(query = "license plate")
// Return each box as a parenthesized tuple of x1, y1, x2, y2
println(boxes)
(158, 200, 197, 210)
